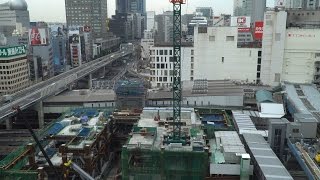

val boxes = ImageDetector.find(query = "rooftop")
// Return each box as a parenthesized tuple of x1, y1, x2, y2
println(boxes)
(243, 133, 293, 180)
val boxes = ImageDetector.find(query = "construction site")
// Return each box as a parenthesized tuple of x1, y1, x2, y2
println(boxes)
(4, 1, 320, 180)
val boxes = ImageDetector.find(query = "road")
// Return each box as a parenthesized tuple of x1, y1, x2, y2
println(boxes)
(0, 49, 132, 121)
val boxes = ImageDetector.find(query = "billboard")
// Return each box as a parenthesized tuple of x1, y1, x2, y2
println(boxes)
(0, 45, 26, 58)
(29, 27, 49, 45)
(254, 21, 264, 40)
(231, 16, 251, 28)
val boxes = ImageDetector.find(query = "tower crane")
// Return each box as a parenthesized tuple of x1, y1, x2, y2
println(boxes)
(168, 0, 186, 144)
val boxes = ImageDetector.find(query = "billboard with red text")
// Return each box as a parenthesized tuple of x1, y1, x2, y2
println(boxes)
(254, 21, 264, 40)
(29, 27, 49, 45)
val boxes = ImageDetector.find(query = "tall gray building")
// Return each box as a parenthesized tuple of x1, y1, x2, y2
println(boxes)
(233, 0, 266, 23)
(65, 0, 108, 38)
(116, 0, 146, 14)
(196, 7, 213, 19)
(0, 0, 30, 37)
(154, 11, 173, 44)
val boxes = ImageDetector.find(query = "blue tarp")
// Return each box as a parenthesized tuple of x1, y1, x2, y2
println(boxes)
(47, 122, 64, 135)
(78, 128, 91, 137)
(201, 114, 224, 122)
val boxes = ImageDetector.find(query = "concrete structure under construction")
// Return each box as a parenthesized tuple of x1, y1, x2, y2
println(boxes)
(121, 107, 209, 180)
(0, 108, 115, 179)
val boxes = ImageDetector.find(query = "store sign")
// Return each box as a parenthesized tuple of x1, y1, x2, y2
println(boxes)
(238, 27, 251, 32)
(288, 33, 316, 38)
(254, 21, 264, 40)
(0, 45, 26, 58)
(231, 16, 251, 28)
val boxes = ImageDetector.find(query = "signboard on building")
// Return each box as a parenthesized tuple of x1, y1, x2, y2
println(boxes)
(0, 45, 26, 58)
(238, 27, 251, 32)
(29, 27, 49, 46)
(231, 16, 251, 28)
(254, 21, 264, 40)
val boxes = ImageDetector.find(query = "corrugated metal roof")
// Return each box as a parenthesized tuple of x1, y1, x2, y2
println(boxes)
(256, 90, 274, 103)
(232, 111, 257, 133)
(243, 133, 293, 180)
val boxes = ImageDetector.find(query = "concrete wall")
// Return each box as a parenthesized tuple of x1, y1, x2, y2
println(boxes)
(194, 26, 260, 83)
(282, 28, 320, 84)
(261, 10, 287, 86)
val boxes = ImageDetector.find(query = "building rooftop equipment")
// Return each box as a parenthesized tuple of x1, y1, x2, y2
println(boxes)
(243, 133, 294, 180)
(210, 131, 253, 176)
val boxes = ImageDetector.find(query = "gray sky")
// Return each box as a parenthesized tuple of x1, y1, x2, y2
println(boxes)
(20, 0, 274, 22)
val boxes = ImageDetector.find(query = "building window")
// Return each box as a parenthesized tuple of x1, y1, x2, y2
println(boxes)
(257, 65, 261, 71)
(275, 33, 281, 41)
(198, 27, 207, 33)
(226, 36, 234, 41)
(191, 50, 194, 55)
(274, 73, 281, 82)
(191, 57, 194, 62)
(222, 57, 224, 63)
(160, 50, 163, 55)
(164, 50, 168, 55)
(209, 36, 215, 41)
(258, 51, 262, 57)
(191, 63, 194, 69)
(258, 58, 261, 64)
(292, 129, 299, 133)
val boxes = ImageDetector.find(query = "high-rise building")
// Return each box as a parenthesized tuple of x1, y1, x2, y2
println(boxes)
(116, 0, 146, 14)
(65, 0, 108, 38)
(196, 7, 213, 19)
(147, 11, 155, 31)
(51, 26, 67, 74)
(233, 0, 266, 23)
(154, 11, 173, 44)
(29, 22, 54, 80)
(0, 0, 30, 37)
(0, 45, 29, 95)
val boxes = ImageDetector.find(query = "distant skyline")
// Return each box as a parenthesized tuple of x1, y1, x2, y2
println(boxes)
(2, 0, 274, 22)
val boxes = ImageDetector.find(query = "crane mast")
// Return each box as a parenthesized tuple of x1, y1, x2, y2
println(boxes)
(170, 0, 185, 142)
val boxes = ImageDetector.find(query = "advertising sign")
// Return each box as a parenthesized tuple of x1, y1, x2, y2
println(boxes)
(0, 45, 26, 58)
(238, 28, 251, 32)
(231, 16, 251, 28)
(29, 28, 49, 45)
(69, 34, 80, 44)
(254, 21, 264, 40)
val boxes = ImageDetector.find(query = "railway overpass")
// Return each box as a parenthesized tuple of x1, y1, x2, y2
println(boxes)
(0, 48, 133, 127)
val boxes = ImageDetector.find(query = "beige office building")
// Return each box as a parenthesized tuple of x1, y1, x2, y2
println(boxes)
(0, 45, 29, 95)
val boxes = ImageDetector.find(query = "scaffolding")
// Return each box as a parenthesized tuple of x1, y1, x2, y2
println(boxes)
(121, 147, 208, 180)
(0, 108, 115, 179)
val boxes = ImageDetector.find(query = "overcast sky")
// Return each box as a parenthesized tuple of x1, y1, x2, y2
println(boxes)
(18, 0, 274, 22)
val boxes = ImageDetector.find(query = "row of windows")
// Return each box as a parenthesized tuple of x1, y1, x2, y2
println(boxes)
(0, 67, 28, 74)
(209, 36, 235, 42)
(0, 76, 28, 85)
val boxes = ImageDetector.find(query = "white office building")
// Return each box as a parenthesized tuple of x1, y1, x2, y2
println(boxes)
(261, 9, 320, 85)
(193, 26, 261, 83)
(149, 46, 193, 88)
